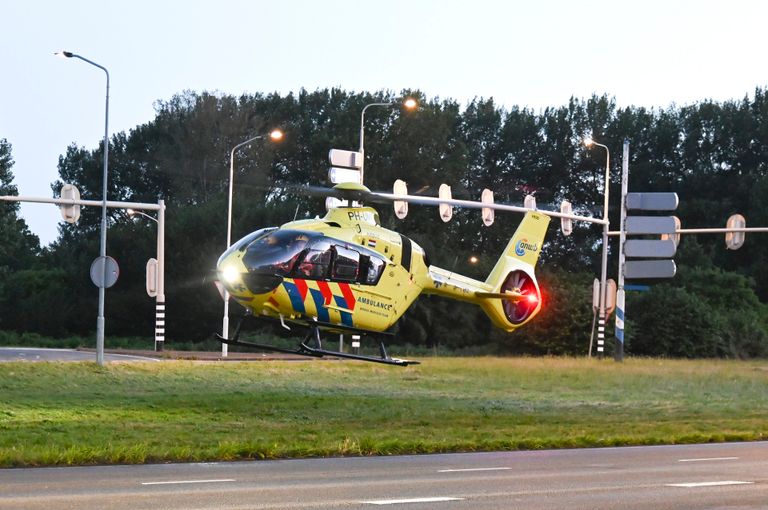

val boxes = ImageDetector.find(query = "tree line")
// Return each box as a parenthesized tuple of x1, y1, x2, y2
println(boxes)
(2, 87, 768, 357)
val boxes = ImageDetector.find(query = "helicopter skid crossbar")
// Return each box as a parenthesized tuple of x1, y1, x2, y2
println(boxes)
(214, 314, 418, 367)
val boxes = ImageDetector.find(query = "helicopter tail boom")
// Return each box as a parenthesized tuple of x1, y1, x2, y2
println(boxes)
(424, 212, 550, 332)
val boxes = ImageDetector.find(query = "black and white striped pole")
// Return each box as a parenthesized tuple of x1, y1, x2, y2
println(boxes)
(130, 200, 166, 351)
(155, 200, 166, 351)
(584, 137, 611, 359)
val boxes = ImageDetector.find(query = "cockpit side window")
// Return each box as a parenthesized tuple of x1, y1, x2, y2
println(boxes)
(361, 255, 385, 284)
(295, 244, 332, 279)
(332, 246, 360, 282)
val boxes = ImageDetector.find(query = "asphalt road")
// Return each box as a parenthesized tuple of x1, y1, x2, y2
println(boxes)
(0, 347, 159, 363)
(1, 442, 766, 509)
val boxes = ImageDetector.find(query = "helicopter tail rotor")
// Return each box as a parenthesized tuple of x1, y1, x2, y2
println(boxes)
(479, 211, 550, 331)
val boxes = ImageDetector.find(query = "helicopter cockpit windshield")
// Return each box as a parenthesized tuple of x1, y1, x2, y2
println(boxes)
(235, 229, 387, 295)
(242, 230, 320, 277)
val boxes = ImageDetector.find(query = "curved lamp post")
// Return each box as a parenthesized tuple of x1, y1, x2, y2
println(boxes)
(358, 98, 417, 184)
(221, 129, 283, 356)
(56, 50, 110, 366)
(584, 136, 611, 358)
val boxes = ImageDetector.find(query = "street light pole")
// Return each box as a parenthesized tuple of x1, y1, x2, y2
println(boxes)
(221, 130, 283, 356)
(57, 51, 110, 366)
(358, 98, 417, 185)
(585, 137, 611, 358)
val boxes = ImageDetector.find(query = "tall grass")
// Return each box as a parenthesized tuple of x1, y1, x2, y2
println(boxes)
(0, 357, 766, 467)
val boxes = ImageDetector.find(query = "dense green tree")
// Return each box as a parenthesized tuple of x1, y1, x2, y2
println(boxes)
(0, 139, 42, 331)
(4, 88, 768, 357)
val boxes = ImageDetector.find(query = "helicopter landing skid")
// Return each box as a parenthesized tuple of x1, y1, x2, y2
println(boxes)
(214, 313, 419, 367)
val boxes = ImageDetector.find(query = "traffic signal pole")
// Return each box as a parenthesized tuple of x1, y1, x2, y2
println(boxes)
(615, 140, 630, 362)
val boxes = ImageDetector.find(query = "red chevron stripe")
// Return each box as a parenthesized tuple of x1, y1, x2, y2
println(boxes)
(337, 282, 356, 311)
(294, 278, 309, 301)
(316, 280, 333, 305)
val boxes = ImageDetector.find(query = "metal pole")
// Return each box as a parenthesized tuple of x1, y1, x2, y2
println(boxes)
(615, 141, 630, 362)
(156, 200, 166, 351)
(60, 52, 110, 366)
(222, 133, 271, 357)
(593, 142, 610, 359)
(359, 102, 393, 186)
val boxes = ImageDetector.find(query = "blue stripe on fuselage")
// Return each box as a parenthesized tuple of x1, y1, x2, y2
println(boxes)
(309, 289, 330, 322)
(334, 295, 353, 327)
(282, 281, 306, 313)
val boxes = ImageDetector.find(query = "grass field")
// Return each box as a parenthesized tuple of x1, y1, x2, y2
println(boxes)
(1, 357, 767, 467)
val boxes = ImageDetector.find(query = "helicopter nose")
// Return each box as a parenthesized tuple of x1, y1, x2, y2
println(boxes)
(216, 252, 247, 294)
(217, 251, 284, 296)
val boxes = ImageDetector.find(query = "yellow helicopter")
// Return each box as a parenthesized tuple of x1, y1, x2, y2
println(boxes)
(215, 182, 551, 366)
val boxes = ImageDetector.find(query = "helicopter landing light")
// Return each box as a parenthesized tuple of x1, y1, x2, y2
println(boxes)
(221, 266, 241, 284)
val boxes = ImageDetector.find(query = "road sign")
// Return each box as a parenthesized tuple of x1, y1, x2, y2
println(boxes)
(90, 256, 119, 289)
(624, 260, 676, 279)
(625, 216, 678, 235)
(59, 183, 81, 223)
(328, 149, 362, 169)
(592, 278, 616, 315)
(524, 194, 536, 210)
(626, 192, 679, 211)
(624, 239, 677, 258)
(146, 258, 158, 297)
(393, 179, 408, 219)
(560, 200, 572, 235)
(439, 184, 452, 222)
(725, 214, 746, 250)
(481, 189, 494, 227)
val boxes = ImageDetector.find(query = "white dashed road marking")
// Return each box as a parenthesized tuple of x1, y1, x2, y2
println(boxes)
(438, 467, 511, 473)
(677, 457, 739, 462)
(363, 497, 464, 505)
(666, 481, 753, 488)
(141, 479, 236, 485)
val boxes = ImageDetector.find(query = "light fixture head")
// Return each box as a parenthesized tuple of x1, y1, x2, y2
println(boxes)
(269, 129, 284, 141)
(403, 98, 418, 110)
(583, 136, 595, 147)
(55, 51, 74, 58)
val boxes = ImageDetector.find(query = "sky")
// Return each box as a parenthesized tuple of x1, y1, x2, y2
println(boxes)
(2, 0, 767, 246)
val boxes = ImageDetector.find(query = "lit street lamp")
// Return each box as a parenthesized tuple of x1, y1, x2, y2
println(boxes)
(358, 98, 417, 184)
(221, 129, 283, 356)
(56, 50, 110, 366)
(584, 136, 611, 359)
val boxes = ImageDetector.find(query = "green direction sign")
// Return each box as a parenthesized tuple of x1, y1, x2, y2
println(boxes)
(624, 259, 677, 279)
(624, 239, 677, 258)
(625, 216, 678, 235)
(626, 192, 679, 211)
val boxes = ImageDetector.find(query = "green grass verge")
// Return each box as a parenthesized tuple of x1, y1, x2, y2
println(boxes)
(1, 357, 767, 467)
